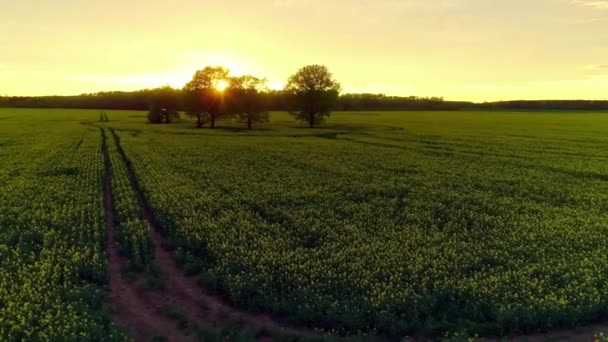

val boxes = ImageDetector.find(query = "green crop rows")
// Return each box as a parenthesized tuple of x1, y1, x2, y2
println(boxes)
(0, 109, 125, 340)
(104, 128, 154, 273)
(2, 108, 608, 339)
(113, 110, 608, 336)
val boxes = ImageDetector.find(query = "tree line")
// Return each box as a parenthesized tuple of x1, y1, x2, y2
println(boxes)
(0, 89, 468, 111)
(3, 64, 608, 127)
(4, 92, 607, 112)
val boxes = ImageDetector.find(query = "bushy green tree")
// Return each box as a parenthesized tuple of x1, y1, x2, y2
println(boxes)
(225, 75, 269, 130)
(147, 86, 179, 124)
(285, 65, 341, 128)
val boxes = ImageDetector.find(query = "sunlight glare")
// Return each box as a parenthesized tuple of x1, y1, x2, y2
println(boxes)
(216, 80, 229, 92)
(268, 80, 284, 91)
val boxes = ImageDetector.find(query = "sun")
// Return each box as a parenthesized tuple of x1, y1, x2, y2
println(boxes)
(216, 80, 229, 92)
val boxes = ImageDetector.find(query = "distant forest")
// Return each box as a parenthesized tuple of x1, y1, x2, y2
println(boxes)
(2, 90, 608, 111)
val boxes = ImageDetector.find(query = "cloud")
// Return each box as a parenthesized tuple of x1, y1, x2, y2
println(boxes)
(571, 0, 608, 9)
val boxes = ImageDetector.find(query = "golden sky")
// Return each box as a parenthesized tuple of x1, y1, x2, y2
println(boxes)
(1, 0, 608, 101)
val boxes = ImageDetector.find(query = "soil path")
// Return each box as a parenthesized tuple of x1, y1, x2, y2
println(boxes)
(102, 129, 189, 342)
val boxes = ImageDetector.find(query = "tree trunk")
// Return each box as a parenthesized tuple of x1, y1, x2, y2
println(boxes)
(247, 116, 252, 130)
(196, 114, 202, 128)
(309, 114, 314, 128)
(211, 115, 216, 129)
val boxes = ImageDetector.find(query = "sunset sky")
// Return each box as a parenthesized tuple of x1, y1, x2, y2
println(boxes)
(2, 0, 608, 101)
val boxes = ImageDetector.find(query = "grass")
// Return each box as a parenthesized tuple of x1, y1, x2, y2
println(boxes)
(2, 108, 608, 338)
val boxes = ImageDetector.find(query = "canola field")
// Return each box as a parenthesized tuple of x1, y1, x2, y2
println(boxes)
(0, 109, 122, 339)
(2, 108, 608, 338)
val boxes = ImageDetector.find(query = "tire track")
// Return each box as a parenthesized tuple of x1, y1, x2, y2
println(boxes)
(102, 128, 189, 342)
(108, 128, 327, 340)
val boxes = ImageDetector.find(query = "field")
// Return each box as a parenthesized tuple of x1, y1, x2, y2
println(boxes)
(0, 110, 118, 339)
(2, 108, 608, 339)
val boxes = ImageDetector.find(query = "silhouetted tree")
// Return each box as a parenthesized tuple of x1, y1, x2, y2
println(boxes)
(225, 75, 269, 130)
(183, 66, 229, 128)
(148, 86, 179, 124)
(285, 65, 341, 128)
(147, 107, 163, 124)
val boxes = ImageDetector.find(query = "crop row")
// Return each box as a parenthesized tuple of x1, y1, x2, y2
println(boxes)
(104, 128, 154, 273)
(0, 114, 125, 340)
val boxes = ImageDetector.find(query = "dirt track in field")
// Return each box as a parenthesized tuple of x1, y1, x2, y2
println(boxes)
(102, 129, 189, 341)
(103, 127, 322, 341)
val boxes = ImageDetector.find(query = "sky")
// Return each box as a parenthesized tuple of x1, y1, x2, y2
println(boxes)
(1, 0, 608, 101)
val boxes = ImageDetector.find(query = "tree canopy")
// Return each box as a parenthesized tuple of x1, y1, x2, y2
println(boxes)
(225, 75, 269, 130)
(285, 65, 342, 128)
(147, 86, 180, 124)
(183, 66, 230, 128)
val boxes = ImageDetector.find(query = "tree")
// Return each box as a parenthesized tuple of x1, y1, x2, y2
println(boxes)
(148, 86, 179, 124)
(183, 66, 229, 128)
(225, 75, 270, 130)
(284, 65, 341, 128)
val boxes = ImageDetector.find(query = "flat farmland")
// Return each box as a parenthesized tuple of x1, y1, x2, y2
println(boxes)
(2, 108, 608, 339)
